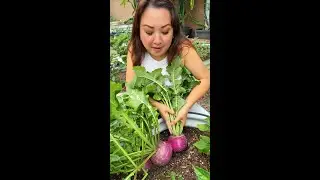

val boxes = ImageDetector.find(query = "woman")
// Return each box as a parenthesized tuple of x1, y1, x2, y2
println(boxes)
(125, 0, 210, 133)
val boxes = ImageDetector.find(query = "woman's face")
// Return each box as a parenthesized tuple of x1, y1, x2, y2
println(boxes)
(140, 7, 173, 60)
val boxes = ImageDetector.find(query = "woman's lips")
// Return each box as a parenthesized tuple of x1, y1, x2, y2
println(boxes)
(152, 47, 162, 52)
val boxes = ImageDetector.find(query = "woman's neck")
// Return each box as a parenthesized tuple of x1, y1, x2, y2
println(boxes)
(149, 53, 167, 61)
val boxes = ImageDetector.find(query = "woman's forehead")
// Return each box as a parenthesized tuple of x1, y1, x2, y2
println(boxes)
(140, 7, 171, 27)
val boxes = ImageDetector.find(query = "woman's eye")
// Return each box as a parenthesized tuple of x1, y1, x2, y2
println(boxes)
(146, 32, 153, 35)
(162, 31, 169, 35)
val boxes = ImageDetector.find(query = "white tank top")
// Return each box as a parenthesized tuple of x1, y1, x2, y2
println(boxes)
(141, 53, 172, 86)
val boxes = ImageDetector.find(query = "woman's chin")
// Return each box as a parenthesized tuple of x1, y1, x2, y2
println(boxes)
(151, 50, 163, 56)
(149, 52, 166, 60)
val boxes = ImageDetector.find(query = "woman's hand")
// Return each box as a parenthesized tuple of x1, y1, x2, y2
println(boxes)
(171, 105, 189, 127)
(157, 103, 175, 134)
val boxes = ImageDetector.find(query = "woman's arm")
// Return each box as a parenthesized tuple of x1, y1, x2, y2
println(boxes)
(182, 46, 210, 110)
(125, 46, 135, 83)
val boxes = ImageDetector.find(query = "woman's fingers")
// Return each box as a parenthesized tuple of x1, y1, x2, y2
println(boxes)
(181, 118, 186, 127)
(171, 115, 187, 127)
(165, 120, 172, 134)
(163, 113, 172, 134)
(171, 116, 180, 126)
(168, 108, 174, 115)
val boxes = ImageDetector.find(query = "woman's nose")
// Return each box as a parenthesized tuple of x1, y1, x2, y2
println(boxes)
(153, 33, 162, 45)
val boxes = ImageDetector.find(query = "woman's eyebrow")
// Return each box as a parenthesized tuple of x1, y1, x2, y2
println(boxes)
(142, 24, 154, 28)
(141, 24, 171, 28)
(161, 24, 171, 28)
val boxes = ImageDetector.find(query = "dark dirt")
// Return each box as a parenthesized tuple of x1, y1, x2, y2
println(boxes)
(110, 127, 210, 180)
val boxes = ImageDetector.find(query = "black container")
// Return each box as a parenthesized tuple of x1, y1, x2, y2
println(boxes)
(195, 29, 210, 40)
(182, 26, 192, 37)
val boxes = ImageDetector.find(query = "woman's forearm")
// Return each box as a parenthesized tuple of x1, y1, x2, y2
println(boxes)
(184, 78, 210, 110)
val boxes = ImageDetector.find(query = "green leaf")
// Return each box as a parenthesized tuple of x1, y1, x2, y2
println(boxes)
(190, 0, 195, 10)
(150, 68, 163, 79)
(170, 171, 176, 180)
(172, 96, 185, 113)
(180, 67, 200, 98)
(110, 154, 120, 162)
(200, 135, 210, 143)
(197, 117, 210, 132)
(110, 81, 122, 119)
(120, 0, 127, 7)
(193, 135, 210, 154)
(193, 166, 210, 180)
(204, 117, 210, 126)
(167, 57, 184, 93)
(120, 89, 148, 111)
(171, 55, 182, 68)
(168, 171, 184, 180)
(110, 81, 122, 107)
(153, 93, 162, 101)
(197, 124, 210, 132)
(178, 175, 184, 180)
(132, 67, 167, 93)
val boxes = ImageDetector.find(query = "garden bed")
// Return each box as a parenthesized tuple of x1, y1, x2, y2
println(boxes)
(110, 127, 210, 180)
(188, 38, 210, 44)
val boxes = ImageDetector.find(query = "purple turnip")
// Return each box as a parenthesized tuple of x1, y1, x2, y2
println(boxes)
(144, 159, 152, 170)
(151, 141, 172, 166)
(168, 134, 188, 152)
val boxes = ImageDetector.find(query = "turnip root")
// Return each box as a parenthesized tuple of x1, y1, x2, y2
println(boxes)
(151, 141, 172, 166)
(144, 159, 152, 170)
(168, 134, 188, 152)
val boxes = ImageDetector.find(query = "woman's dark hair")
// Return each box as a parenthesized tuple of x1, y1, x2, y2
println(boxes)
(128, 0, 194, 66)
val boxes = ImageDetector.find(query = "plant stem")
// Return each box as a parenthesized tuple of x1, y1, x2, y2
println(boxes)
(135, 112, 154, 147)
(124, 150, 157, 180)
(134, 172, 137, 180)
(141, 120, 144, 151)
(121, 112, 153, 148)
(115, 151, 151, 162)
(142, 172, 148, 180)
(111, 135, 131, 142)
(135, 150, 157, 170)
(110, 133, 137, 168)
(160, 92, 178, 134)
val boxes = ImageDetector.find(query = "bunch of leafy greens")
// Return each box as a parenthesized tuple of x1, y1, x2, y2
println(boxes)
(110, 81, 161, 180)
(127, 55, 200, 136)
